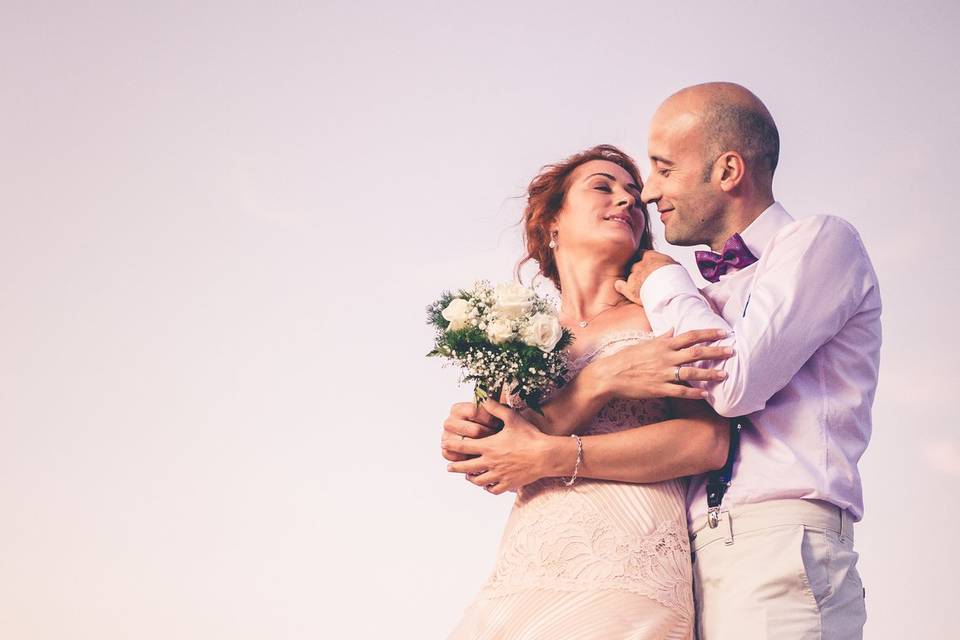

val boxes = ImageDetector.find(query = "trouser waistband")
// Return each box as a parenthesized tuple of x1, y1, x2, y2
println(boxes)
(690, 499, 854, 550)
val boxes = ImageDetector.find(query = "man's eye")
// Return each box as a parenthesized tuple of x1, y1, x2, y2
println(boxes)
(658, 169, 672, 177)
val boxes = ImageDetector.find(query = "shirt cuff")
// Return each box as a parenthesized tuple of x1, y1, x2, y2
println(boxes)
(639, 264, 699, 310)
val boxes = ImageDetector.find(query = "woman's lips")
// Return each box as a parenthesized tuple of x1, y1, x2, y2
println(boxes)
(603, 214, 634, 230)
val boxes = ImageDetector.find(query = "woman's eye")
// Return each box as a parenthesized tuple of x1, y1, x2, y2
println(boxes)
(593, 184, 612, 192)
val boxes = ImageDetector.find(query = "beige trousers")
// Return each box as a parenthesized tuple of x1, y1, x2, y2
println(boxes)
(690, 499, 866, 640)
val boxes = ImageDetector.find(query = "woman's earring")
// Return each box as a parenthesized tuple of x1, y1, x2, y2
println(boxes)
(548, 232, 557, 249)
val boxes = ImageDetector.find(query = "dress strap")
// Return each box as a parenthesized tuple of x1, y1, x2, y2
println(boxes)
(565, 328, 655, 373)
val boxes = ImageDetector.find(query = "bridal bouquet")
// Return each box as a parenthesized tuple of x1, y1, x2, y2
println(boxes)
(426, 281, 573, 413)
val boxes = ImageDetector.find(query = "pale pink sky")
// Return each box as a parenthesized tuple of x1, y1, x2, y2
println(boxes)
(1, 1, 957, 638)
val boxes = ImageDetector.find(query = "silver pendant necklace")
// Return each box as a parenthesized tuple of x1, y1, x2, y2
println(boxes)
(566, 299, 629, 328)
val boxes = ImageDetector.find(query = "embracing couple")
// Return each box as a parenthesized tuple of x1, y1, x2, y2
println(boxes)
(440, 82, 881, 639)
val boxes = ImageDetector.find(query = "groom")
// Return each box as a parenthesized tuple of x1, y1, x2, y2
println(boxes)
(442, 82, 880, 639)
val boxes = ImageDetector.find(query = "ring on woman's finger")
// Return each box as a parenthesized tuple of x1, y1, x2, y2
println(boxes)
(675, 365, 682, 384)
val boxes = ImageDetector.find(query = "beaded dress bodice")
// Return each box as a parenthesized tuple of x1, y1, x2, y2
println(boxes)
(562, 328, 671, 436)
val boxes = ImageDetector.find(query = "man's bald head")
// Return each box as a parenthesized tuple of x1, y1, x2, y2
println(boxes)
(659, 82, 780, 185)
(642, 82, 780, 249)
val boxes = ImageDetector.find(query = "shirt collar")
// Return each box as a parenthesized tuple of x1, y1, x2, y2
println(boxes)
(737, 201, 793, 260)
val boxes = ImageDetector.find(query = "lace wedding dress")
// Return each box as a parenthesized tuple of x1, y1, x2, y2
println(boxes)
(448, 329, 694, 640)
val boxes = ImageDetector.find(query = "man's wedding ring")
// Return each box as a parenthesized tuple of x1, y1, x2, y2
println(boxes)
(675, 366, 682, 384)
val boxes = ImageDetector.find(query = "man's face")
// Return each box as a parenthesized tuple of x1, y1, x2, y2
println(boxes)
(640, 104, 725, 247)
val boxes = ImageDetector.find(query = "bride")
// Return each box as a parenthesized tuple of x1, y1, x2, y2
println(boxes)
(442, 145, 732, 639)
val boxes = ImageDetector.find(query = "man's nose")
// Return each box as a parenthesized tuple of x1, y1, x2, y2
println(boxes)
(640, 180, 659, 205)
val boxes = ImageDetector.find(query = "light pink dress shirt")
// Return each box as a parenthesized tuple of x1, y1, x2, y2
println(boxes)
(639, 202, 882, 524)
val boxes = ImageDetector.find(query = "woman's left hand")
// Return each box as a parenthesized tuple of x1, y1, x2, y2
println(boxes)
(443, 400, 559, 495)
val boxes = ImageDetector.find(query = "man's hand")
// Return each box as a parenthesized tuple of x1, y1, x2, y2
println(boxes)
(614, 250, 679, 304)
(441, 401, 499, 462)
(443, 400, 563, 495)
(585, 328, 733, 402)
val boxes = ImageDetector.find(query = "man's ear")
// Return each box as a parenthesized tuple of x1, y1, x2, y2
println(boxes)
(718, 152, 746, 192)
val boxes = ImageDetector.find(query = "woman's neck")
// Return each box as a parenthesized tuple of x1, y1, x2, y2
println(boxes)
(556, 256, 628, 323)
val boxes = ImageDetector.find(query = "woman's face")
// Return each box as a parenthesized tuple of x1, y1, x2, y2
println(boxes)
(551, 159, 646, 264)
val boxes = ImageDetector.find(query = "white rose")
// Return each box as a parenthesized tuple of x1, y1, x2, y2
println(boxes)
(485, 317, 515, 344)
(441, 298, 473, 331)
(492, 282, 534, 319)
(523, 313, 563, 352)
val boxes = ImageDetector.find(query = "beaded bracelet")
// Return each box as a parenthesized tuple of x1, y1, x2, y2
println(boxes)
(562, 434, 583, 487)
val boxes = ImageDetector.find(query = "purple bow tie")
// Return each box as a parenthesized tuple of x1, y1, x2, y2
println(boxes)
(695, 233, 759, 283)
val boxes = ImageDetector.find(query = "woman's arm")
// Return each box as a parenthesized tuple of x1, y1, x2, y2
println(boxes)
(482, 328, 734, 439)
(443, 398, 730, 494)
(544, 398, 729, 482)
(439, 328, 734, 463)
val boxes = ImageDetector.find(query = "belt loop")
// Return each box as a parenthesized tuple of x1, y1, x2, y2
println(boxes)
(839, 507, 852, 542)
(724, 510, 734, 546)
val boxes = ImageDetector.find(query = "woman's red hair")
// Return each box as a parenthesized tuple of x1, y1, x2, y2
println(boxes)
(516, 144, 653, 291)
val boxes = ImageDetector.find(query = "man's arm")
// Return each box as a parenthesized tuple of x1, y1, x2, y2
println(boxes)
(638, 216, 881, 417)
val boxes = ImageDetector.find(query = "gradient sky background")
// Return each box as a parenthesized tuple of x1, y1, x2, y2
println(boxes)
(2, 1, 958, 638)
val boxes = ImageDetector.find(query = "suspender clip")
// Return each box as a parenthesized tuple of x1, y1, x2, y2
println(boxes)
(707, 506, 721, 529)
